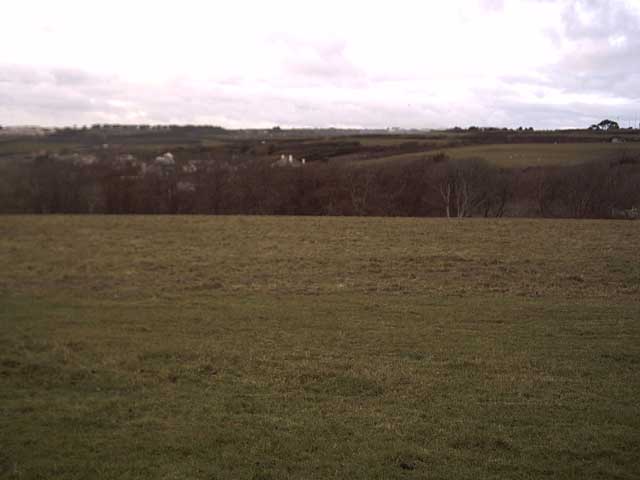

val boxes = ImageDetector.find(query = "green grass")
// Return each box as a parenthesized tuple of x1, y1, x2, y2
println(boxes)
(345, 136, 449, 148)
(1, 216, 639, 479)
(365, 143, 640, 167)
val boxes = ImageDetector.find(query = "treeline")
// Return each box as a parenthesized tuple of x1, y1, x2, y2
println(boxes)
(1, 153, 639, 218)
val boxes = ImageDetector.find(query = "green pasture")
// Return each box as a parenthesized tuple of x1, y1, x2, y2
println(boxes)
(1, 216, 638, 479)
(365, 142, 640, 167)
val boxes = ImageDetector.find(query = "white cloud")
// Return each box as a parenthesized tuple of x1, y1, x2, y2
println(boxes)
(1, 0, 639, 128)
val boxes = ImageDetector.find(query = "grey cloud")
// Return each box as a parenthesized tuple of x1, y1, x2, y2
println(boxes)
(2, 18, 639, 134)
(0, 65, 135, 124)
(561, 0, 638, 39)
(545, 0, 640, 98)
(51, 68, 99, 86)
(0, 63, 441, 128)
(0, 65, 52, 85)
(470, 78, 639, 129)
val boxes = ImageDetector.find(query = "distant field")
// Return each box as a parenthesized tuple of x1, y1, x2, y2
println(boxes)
(347, 136, 449, 148)
(1, 216, 639, 479)
(0, 140, 83, 156)
(365, 142, 640, 167)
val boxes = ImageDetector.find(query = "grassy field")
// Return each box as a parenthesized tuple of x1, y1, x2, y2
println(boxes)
(365, 143, 640, 167)
(1, 216, 639, 479)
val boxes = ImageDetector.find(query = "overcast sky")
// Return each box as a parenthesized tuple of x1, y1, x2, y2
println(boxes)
(1, 0, 639, 129)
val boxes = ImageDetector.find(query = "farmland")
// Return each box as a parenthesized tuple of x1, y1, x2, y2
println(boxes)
(1, 127, 640, 217)
(1, 216, 639, 479)
(364, 142, 640, 167)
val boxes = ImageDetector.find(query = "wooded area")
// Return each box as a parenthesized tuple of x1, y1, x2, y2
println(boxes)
(1, 151, 639, 218)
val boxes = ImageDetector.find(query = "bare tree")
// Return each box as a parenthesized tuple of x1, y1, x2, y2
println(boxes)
(434, 158, 493, 217)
